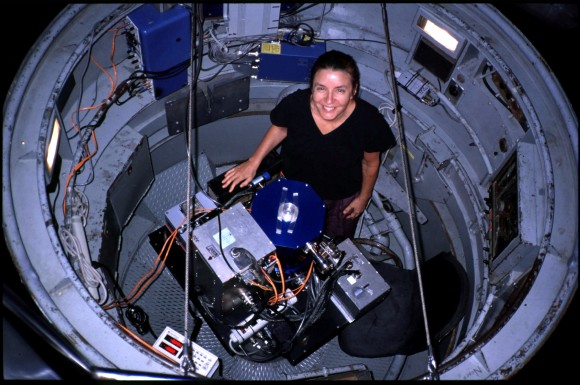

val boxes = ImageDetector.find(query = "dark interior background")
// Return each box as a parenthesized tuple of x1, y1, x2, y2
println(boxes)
(2, 2, 577, 382)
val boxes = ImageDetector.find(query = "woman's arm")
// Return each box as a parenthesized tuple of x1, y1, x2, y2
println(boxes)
(222, 124, 287, 192)
(343, 151, 381, 219)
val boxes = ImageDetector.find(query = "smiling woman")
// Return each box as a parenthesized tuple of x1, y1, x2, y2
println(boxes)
(2, 3, 577, 381)
(222, 50, 396, 241)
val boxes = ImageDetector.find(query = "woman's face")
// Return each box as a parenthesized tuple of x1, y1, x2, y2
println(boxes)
(311, 69, 356, 122)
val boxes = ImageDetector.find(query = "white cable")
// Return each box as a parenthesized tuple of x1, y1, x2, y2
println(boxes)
(209, 41, 259, 64)
(379, 101, 398, 127)
(71, 187, 90, 226)
(208, 26, 228, 53)
(60, 219, 108, 305)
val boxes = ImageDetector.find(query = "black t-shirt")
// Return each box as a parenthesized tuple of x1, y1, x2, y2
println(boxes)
(270, 88, 396, 200)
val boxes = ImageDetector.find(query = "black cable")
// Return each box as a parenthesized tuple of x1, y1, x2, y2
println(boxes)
(130, 60, 191, 80)
(222, 188, 255, 209)
(91, 261, 158, 339)
(280, 3, 334, 21)
(91, 260, 125, 325)
(51, 177, 61, 215)
(280, 3, 306, 16)
(72, 28, 97, 140)
(353, 238, 403, 268)
(215, 211, 237, 276)
(288, 264, 350, 346)
(200, 63, 228, 83)
(285, 23, 315, 46)
(182, 3, 207, 198)
(67, 26, 99, 186)
(125, 305, 157, 339)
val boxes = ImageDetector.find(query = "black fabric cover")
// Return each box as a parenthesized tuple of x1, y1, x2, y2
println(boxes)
(338, 251, 468, 357)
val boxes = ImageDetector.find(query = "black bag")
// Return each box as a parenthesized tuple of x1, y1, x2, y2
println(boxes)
(338, 251, 468, 357)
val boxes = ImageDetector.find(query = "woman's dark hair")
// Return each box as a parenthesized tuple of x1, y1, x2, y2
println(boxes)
(309, 50, 360, 96)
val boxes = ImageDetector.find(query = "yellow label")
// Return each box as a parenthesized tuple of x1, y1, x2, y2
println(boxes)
(261, 42, 282, 55)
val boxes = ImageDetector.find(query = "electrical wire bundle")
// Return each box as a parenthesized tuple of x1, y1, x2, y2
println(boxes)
(219, 243, 353, 363)
(59, 188, 109, 305)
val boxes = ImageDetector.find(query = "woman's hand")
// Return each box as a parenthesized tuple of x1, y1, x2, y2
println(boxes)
(343, 195, 368, 219)
(221, 161, 258, 192)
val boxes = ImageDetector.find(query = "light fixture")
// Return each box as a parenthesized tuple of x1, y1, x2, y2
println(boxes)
(414, 10, 465, 60)
(45, 112, 62, 190)
(418, 17, 459, 53)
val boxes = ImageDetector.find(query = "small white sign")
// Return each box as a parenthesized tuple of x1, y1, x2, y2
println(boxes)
(213, 227, 235, 248)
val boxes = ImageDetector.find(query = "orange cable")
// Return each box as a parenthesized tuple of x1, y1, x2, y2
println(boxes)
(63, 24, 125, 216)
(281, 261, 314, 301)
(104, 216, 186, 310)
(115, 322, 178, 364)
(261, 267, 278, 305)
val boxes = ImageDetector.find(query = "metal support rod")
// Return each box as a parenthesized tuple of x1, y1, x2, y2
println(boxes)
(181, 2, 200, 375)
(381, 3, 439, 380)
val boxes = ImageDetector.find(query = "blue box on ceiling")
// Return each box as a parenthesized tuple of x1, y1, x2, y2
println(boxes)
(258, 40, 327, 83)
(128, 4, 191, 99)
